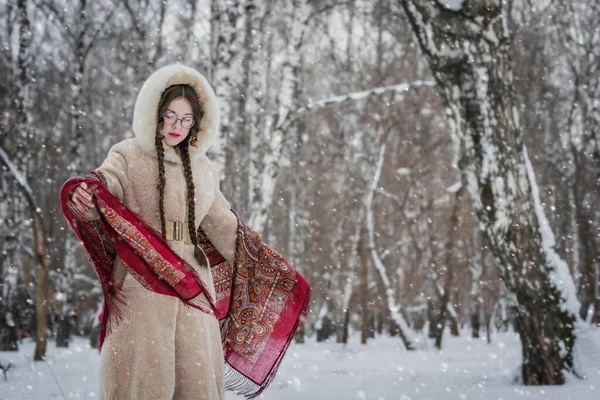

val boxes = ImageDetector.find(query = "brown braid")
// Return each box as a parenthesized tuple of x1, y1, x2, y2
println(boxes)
(155, 133, 167, 238)
(154, 84, 204, 243)
(179, 140, 198, 247)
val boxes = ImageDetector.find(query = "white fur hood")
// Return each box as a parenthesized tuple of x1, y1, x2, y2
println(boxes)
(132, 63, 220, 163)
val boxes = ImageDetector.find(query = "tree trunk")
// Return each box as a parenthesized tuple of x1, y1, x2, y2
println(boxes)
(12, 0, 49, 362)
(0, 165, 48, 359)
(572, 167, 600, 323)
(359, 232, 370, 345)
(485, 309, 492, 344)
(32, 210, 49, 361)
(367, 143, 416, 350)
(209, 0, 242, 178)
(68, 0, 87, 175)
(448, 313, 459, 337)
(401, 0, 579, 384)
(434, 186, 464, 349)
(0, 240, 19, 352)
(54, 315, 71, 348)
(248, 1, 311, 232)
(337, 307, 351, 345)
(427, 299, 438, 339)
(470, 227, 486, 339)
(337, 208, 364, 344)
(0, 307, 18, 351)
(471, 300, 481, 339)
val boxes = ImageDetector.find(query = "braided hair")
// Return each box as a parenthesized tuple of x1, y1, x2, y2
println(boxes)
(154, 84, 204, 255)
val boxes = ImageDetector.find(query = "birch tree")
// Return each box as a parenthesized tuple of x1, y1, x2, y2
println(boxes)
(399, 0, 579, 384)
(0, 148, 50, 361)
(209, 0, 243, 178)
(366, 141, 416, 350)
(248, 0, 312, 232)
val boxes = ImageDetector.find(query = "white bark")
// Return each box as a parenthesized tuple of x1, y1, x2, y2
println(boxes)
(248, 0, 311, 232)
(340, 207, 365, 315)
(366, 142, 416, 350)
(209, 0, 243, 178)
(400, 0, 579, 382)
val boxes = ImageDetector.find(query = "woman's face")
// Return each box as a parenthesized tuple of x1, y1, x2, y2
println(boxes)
(159, 97, 193, 147)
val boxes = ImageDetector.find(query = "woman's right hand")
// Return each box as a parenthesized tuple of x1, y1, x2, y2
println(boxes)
(67, 182, 97, 219)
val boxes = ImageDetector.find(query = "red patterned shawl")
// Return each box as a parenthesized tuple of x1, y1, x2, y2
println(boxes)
(60, 174, 311, 399)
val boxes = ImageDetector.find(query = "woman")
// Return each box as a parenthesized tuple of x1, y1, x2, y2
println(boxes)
(61, 63, 310, 400)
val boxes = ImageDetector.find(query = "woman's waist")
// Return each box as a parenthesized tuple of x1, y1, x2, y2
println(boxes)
(147, 219, 195, 245)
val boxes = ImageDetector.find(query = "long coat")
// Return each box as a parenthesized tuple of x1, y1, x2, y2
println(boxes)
(87, 64, 238, 400)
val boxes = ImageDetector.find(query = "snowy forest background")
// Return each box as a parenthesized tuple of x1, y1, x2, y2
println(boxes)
(1, 0, 600, 398)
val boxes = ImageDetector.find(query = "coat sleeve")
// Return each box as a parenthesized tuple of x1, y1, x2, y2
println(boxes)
(200, 161, 238, 266)
(83, 146, 129, 221)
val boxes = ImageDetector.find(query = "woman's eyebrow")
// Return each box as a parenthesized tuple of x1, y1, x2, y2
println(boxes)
(167, 109, 193, 116)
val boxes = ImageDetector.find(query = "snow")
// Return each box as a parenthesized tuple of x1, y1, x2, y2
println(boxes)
(446, 180, 462, 193)
(2, 330, 600, 399)
(314, 303, 329, 331)
(300, 81, 436, 115)
(523, 146, 581, 316)
(366, 143, 417, 348)
(440, 0, 465, 11)
(0, 147, 34, 200)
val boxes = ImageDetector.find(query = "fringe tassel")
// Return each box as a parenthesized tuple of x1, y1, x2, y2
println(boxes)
(223, 283, 312, 399)
(98, 284, 127, 351)
(223, 362, 261, 399)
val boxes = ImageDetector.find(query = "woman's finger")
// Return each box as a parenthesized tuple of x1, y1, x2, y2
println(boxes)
(82, 182, 96, 196)
(71, 192, 81, 207)
(81, 199, 95, 209)
(73, 191, 94, 209)
(77, 201, 92, 215)
(76, 189, 94, 207)
(67, 200, 86, 219)
(77, 186, 93, 201)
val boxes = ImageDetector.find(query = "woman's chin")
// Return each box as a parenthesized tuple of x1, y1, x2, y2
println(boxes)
(163, 138, 180, 148)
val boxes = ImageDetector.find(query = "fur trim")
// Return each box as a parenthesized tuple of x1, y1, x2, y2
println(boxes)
(132, 63, 220, 163)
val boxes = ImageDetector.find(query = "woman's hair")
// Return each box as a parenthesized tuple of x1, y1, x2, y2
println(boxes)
(154, 84, 205, 248)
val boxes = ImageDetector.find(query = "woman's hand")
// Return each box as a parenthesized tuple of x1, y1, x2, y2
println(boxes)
(67, 182, 97, 219)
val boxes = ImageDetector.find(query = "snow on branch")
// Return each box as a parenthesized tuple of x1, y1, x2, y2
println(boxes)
(366, 142, 417, 349)
(296, 80, 436, 116)
(523, 145, 580, 316)
(439, 0, 464, 12)
(0, 147, 34, 200)
(380, 239, 405, 262)
(377, 187, 416, 220)
(446, 180, 462, 193)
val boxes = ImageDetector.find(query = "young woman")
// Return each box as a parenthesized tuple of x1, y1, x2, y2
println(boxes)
(61, 63, 310, 400)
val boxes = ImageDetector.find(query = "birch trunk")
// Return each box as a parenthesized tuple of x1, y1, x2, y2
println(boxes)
(209, 0, 242, 178)
(366, 143, 416, 350)
(401, 0, 579, 383)
(0, 148, 50, 361)
(434, 186, 464, 349)
(248, 1, 311, 232)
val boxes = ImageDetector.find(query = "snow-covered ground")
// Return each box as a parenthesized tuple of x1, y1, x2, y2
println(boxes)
(1, 329, 599, 400)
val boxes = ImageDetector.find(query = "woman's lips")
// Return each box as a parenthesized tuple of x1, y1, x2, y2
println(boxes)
(168, 133, 180, 138)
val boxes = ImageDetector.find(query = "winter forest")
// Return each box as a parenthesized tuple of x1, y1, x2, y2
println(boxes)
(1, 0, 600, 399)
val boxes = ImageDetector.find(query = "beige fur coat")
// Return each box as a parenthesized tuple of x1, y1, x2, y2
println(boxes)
(88, 63, 238, 400)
